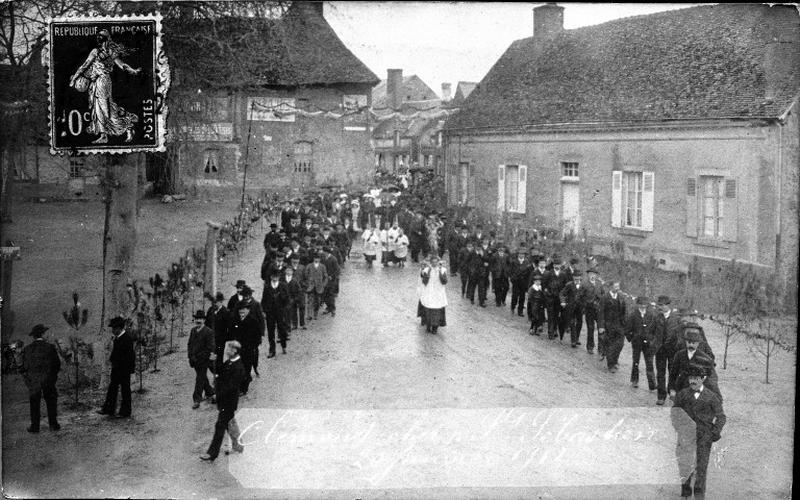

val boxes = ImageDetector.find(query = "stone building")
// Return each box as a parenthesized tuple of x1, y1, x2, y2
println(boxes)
(164, 1, 379, 193)
(371, 68, 449, 176)
(443, 4, 799, 293)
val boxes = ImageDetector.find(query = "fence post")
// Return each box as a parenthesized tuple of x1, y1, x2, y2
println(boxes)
(205, 221, 221, 299)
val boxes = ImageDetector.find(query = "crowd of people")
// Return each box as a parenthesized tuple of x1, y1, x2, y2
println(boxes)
(14, 188, 726, 495)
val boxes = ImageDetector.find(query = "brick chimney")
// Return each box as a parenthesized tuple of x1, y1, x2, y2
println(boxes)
(533, 3, 564, 42)
(441, 83, 452, 102)
(387, 68, 403, 110)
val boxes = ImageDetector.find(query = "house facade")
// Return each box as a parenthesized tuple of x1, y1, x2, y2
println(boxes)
(371, 68, 447, 175)
(443, 4, 799, 289)
(164, 2, 379, 193)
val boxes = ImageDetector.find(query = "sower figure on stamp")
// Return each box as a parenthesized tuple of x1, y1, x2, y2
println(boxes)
(672, 364, 726, 499)
(20, 324, 61, 432)
(626, 296, 658, 390)
(201, 341, 247, 461)
(188, 310, 216, 409)
(598, 281, 626, 373)
(97, 316, 135, 418)
(69, 29, 140, 144)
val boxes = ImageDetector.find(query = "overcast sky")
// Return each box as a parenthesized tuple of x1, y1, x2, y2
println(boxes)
(325, 2, 697, 95)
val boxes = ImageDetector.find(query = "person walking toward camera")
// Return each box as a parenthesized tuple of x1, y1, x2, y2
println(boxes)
(626, 296, 658, 390)
(201, 340, 246, 462)
(598, 281, 626, 373)
(417, 256, 449, 334)
(673, 364, 726, 499)
(97, 316, 135, 418)
(20, 324, 61, 432)
(188, 310, 216, 409)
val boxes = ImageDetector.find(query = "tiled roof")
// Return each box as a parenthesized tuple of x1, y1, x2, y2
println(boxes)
(453, 81, 477, 102)
(445, 4, 800, 131)
(372, 75, 439, 109)
(165, 2, 378, 89)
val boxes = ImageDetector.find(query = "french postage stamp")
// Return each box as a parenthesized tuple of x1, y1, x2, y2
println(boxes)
(46, 15, 169, 155)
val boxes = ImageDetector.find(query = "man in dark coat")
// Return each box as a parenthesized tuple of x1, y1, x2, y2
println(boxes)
(206, 292, 230, 374)
(408, 212, 426, 263)
(97, 316, 135, 418)
(583, 267, 603, 354)
(466, 245, 488, 306)
(228, 304, 261, 394)
(227, 280, 246, 312)
(446, 225, 466, 276)
(490, 246, 511, 307)
(458, 241, 474, 298)
(626, 296, 658, 390)
(284, 260, 306, 331)
(670, 328, 722, 402)
(654, 295, 682, 405)
(262, 270, 290, 356)
(201, 340, 247, 461)
(188, 310, 216, 408)
(560, 270, 588, 348)
(20, 324, 61, 432)
(543, 258, 569, 340)
(304, 252, 329, 321)
(509, 250, 531, 317)
(237, 286, 266, 367)
(263, 223, 282, 252)
(598, 281, 626, 372)
(527, 272, 546, 335)
(321, 246, 341, 317)
(672, 364, 726, 499)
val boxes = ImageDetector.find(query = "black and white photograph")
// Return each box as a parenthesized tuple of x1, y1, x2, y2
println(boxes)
(0, 1, 797, 499)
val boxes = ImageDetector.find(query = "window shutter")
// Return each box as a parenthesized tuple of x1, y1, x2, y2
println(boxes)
(517, 165, 527, 214)
(611, 171, 622, 228)
(497, 165, 506, 211)
(468, 164, 476, 207)
(722, 178, 738, 242)
(685, 177, 698, 237)
(642, 171, 654, 231)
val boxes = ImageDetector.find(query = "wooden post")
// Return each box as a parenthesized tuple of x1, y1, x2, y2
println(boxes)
(205, 221, 221, 299)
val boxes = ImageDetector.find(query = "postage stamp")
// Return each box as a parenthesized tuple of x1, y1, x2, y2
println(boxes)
(46, 15, 170, 155)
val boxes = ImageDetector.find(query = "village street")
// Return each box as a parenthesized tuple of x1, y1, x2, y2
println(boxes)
(1, 227, 794, 499)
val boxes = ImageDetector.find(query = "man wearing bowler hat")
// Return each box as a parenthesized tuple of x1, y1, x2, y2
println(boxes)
(97, 316, 135, 418)
(263, 223, 282, 252)
(20, 324, 61, 432)
(227, 279, 247, 312)
(654, 295, 682, 405)
(626, 296, 658, 389)
(673, 364, 726, 499)
(206, 292, 230, 375)
(670, 327, 722, 402)
(188, 310, 216, 409)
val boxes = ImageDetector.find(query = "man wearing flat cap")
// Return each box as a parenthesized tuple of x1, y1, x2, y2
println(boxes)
(626, 296, 658, 389)
(673, 363, 726, 499)
(20, 324, 61, 432)
(654, 295, 682, 405)
(98, 316, 135, 418)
